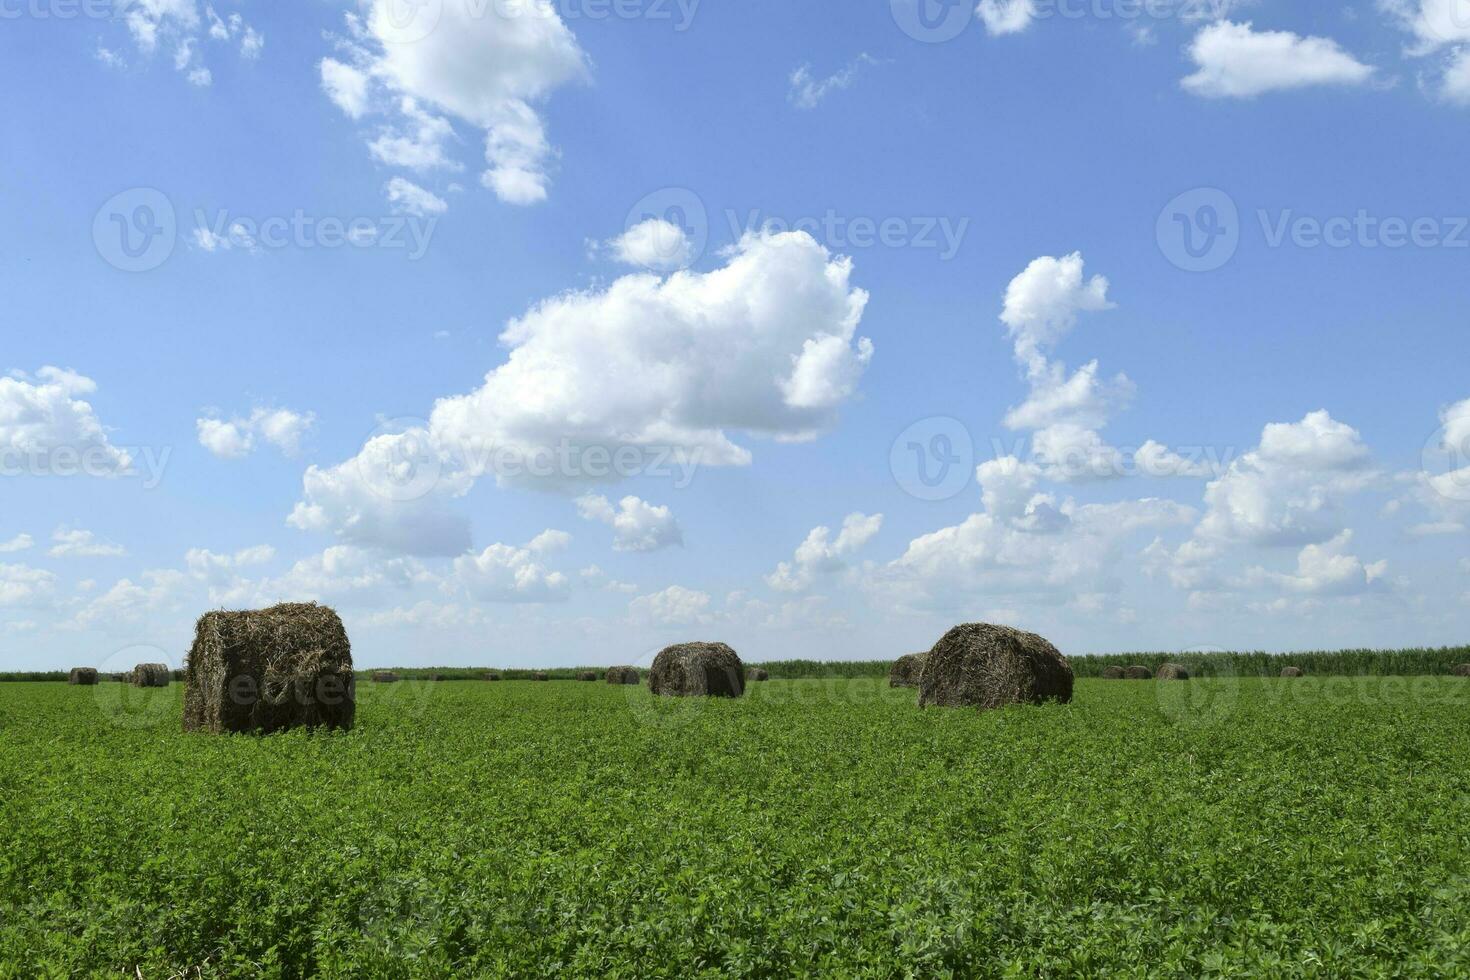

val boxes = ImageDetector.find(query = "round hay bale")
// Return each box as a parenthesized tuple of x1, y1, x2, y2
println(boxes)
(1156, 663, 1190, 681)
(1451, 663, 1470, 677)
(371, 671, 398, 684)
(485, 672, 503, 681)
(130, 663, 171, 688)
(747, 667, 770, 682)
(68, 667, 99, 686)
(1100, 666, 1126, 680)
(648, 642, 745, 698)
(1281, 666, 1305, 678)
(606, 666, 639, 684)
(576, 670, 598, 681)
(889, 653, 927, 688)
(532, 671, 550, 681)
(183, 603, 356, 735)
(1124, 665, 1152, 680)
(917, 624, 1073, 710)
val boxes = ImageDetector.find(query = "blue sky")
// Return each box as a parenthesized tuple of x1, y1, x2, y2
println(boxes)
(3, 0, 1469, 671)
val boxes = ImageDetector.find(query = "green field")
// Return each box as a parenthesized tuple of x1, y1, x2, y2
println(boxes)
(3, 676, 1469, 977)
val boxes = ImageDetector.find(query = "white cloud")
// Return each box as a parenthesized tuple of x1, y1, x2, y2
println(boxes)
(0, 534, 33, 554)
(113, 1, 258, 86)
(628, 584, 713, 626)
(1182, 21, 1376, 98)
(0, 563, 56, 607)
(323, 0, 589, 206)
(607, 218, 693, 271)
(1000, 252, 1114, 371)
(49, 527, 126, 558)
(0, 368, 132, 475)
(385, 176, 448, 217)
(197, 407, 315, 459)
(575, 494, 683, 552)
(69, 569, 189, 632)
(788, 54, 880, 109)
(294, 231, 871, 554)
(1242, 531, 1389, 596)
(369, 98, 460, 172)
(191, 222, 257, 253)
(453, 533, 571, 603)
(1443, 48, 1470, 102)
(1381, 0, 1470, 50)
(977, 0, 1036, 37)
(767, 512, 883, 592)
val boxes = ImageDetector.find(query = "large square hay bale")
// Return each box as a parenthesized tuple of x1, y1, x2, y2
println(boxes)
(1156, 663, 1190, 680)
(918, 624, 1072, 710)
(576, 670, 598, 681)
(649, 642, 745, 698)
(1452, 664, 1470, 677)
(889, 653, 926, 688)
(1101, 666, 1125, 680)
(371, 671, 398, 684)
(747, 667, 769, 681)
(183, 603, 355, 735)
(68, 667, 99, 686)
(131, 664, 171, 688)
(532, 671, 550, 681)
(606, 666, 639, 684)
(1280, 666, 1305, 678)
(1124, 665, 1153, 680)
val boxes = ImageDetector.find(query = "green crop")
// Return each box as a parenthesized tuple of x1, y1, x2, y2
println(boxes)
(2, 676, 1468, 977)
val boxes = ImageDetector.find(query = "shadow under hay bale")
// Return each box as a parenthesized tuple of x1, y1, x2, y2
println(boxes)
(131, 664, 171, 688)
(1124, 665, 1152, 680)
(747, 667, 770, 682)
(1101, 666, 1126, 680)
(1156, 663, 1190, 680)
(371, 672, 398, 684)
(68, 667, 99, 686)
(1281, 666, 1305, 678)
(606, 666, 639, 684)
(183, 603, 355, 735)
(1452, 664, 1470, 677)
(649, 642, 745, 698)
(918, 623, 1073, 710)
(889, 653, 926, 688)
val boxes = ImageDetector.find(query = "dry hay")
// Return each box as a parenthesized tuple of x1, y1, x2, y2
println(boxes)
(131, 664, 171, 688)
(1452, 664, 1470, 677)
(1156, 663, 1190, 681)
(371, 671, 399, 684)
(1124, 665, 1153, 680)
(1281, 666, 1305, 678)
(889, 653, 927, 688)
(917, 624, 1073, 710)
(1101, 666, 1126, 680)
(532, 672, 550, 681)
(576, 670, 598, 681)
(68, 667, 99, 686)
(648, 642, 745, 698)
(747, 667, 770, 682)
(606, 666, 639, 685)
(485, 672, 503, 681)
(183, 603, 355, 735)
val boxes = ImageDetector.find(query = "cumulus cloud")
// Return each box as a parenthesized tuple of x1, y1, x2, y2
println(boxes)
(385, 176, 448, 217)
(1382, 0, 1470, 50)
(49, 527, 126, 558)
(1182, 21, 1376, 98)
(787, 54, 881, 109)
(1241, 531, 1389, 596)
(1442, 47, 1470, 103)
(575, 494, 683, 552)
(767, 512, 883, 592)
(1398, 395, 1470, 532)
(628, 584, 714, 626)
(0, 563, 56, 607)
(292, 231, 871, 554)
(607, 218, 693, 271)
(977, 0, 1037, 36)
(453, 532, 572, 603)
(0, 534, 33, 554)
(0, 368, 131, 475)
(197, 407, 315, 459)
(321, 0, 589, 207)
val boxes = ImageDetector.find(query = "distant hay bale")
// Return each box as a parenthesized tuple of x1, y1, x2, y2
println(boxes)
(648, 642, 745, 698)
(130, 664, 171, 688)
(1452, 664, 1470, 677)
(889, 653, 927, 688)
(371, 672, 398, 684)
(606, 666, 639, 684)
(68, 667, 99, 686)
(1124, 665, 1152, 680)
(918, 624, 1073, 710)
(183, 603, 355, 735)
(747, 667, 770, 681)
(533, 672, 550, 681)
(1281, 666, 1305, 678)
(485, 672, 503, 681)
(1156, 663, 1190, 681)
(576, 670, 598, 681)
(1101, 666, 1125, 680)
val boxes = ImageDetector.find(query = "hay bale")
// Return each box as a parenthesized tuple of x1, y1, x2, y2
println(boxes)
(1452, 664, 1470, 677)
(1156, 663, 1190, 681)
(183, 603, 355, 735)
(917, 624, 1073, 710)
(533, 671, 550, 681)
(648, 642, 745, 698)
(68, 667, 99, 686)
(1124, 665, 1153, 680)
(1281, 666, 1305, 678)
(130, 664, 171, 688)
(606, 666, 639, 684)
(576, 670, 598, 681)
(747, 667, 770, 681)
(485, 672, 503, 681)
(1101, 666, 1125, 680)
(889, 653, 927, 688)
(371, 671, 398, 684)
